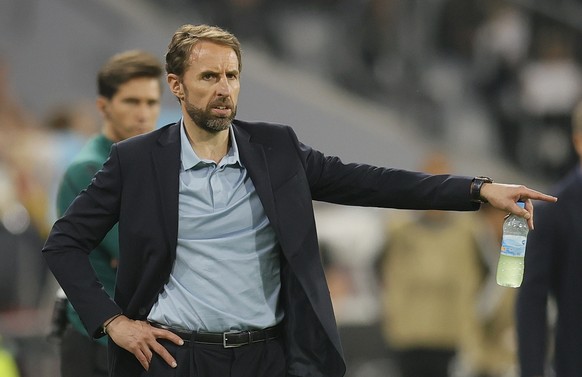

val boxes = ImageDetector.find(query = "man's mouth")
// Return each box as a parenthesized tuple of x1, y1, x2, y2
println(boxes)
(211, 105, 231, 117)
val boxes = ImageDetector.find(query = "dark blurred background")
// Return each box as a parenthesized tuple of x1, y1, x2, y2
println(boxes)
(0, 0, 580, 376)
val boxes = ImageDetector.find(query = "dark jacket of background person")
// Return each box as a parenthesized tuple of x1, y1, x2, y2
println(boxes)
(517, 168, 582, 377)
(42, 119, 479, 377)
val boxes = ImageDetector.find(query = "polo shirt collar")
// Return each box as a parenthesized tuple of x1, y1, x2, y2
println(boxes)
(179, 119, 241, 171)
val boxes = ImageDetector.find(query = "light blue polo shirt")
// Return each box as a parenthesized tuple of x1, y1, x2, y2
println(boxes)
(148, 121, 283, 332)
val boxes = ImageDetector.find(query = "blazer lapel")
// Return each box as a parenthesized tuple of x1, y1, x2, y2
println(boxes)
(234, 124, 280, 231)
(152, 123, 181, 260)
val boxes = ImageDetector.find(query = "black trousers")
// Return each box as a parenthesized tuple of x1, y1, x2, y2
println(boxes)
(60, 325, 108, 377)
(394, 348, 456, 377)
(142, 338, 286, 377)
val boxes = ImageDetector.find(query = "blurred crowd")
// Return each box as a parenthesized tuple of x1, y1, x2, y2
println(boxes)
(316, 152, 518, 377)
(0, 57, 99, 376)
(1, 0, 581, 376)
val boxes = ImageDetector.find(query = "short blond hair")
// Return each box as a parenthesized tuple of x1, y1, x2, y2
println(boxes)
(165, 24, 242, 77)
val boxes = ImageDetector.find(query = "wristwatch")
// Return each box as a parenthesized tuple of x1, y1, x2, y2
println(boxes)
(470, 176, 493, 203)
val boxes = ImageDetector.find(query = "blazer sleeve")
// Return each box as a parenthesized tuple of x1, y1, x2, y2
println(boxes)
(42, 144, 123, 338)
(289, 128, 479, 211)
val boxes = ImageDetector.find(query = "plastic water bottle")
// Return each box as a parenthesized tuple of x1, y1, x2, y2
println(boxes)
(496, 201, 529, 287)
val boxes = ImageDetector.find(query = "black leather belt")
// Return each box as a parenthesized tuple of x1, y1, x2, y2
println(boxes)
(149, 322, 282, 348)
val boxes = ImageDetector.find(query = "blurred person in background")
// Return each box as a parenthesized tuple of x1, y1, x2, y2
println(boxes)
(516, 100, 582, 377)
(43, 104, 96, 228)
(515, 24, 582, 180)
(0, 55, 54, 377)
(0, 56, 46, 236)
(0, 56, 38, 156)
(376, 152, 483, 377)
(471, 1, 531, 166)
(54, 49, 163, 377)
(0, 164, 46, 377)
(42, 24, 556, 377)
(1, 61, 92, 240)
(319, 241, 358, 325)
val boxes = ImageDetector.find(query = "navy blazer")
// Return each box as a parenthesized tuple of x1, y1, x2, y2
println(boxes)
(43, 120, 478, 376)
(517, 169, 582, 377)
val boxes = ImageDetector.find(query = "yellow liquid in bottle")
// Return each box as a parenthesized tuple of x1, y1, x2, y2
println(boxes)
(496, 254, 524, 288)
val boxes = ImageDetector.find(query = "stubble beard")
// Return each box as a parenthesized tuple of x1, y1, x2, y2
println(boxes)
(184, 100, 236, 134)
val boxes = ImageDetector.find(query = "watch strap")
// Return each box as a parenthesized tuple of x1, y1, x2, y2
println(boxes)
(470, 176, 493, 203)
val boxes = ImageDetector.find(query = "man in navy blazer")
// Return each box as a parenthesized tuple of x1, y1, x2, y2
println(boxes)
(42, 24, 556, 377)
(517, 100, 582, 377)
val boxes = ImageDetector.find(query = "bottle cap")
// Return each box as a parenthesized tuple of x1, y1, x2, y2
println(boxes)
(517, 201, 525, 209)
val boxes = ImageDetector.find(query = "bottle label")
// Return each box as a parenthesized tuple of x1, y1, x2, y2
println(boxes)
(501, 235, 527, 257)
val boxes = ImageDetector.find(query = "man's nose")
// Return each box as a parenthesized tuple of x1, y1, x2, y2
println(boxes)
(136, 102, 154, 120)
(216, 76, 232, 96)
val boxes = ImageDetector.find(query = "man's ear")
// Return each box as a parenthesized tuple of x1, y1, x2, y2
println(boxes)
(96, 96, 108, 117)
(167, 74, 184, 101)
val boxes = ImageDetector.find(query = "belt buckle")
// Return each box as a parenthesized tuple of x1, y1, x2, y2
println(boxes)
(223, 330, 243, 348)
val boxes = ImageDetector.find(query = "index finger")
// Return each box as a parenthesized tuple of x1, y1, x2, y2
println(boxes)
(519, 188, 557, 203)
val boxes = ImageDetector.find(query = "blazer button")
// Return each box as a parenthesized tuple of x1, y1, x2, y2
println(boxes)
(138, 307, 147, 316)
